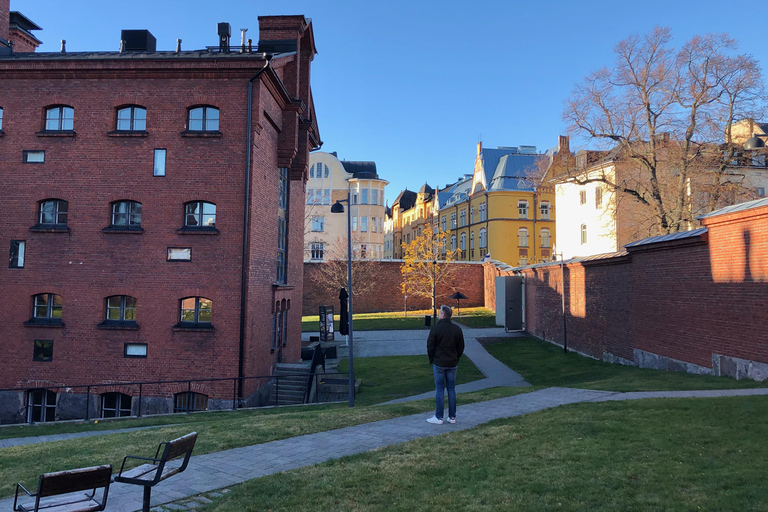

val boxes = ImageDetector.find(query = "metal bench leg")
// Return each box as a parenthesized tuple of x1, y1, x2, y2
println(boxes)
(143, 486, 152, 512)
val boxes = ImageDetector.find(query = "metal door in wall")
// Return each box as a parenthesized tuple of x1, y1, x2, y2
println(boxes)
(495, 276, 524, 331)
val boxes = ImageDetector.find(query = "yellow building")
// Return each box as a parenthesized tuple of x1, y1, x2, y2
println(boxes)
(437, 143, 557, 266)
(385, 184, 437, 259)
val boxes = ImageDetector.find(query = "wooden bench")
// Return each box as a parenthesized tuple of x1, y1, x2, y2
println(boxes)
(114, 432, 197, 512)
(14, 465, 112, 512)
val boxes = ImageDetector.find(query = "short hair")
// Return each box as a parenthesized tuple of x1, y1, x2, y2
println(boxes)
(440, 305, 452, 318)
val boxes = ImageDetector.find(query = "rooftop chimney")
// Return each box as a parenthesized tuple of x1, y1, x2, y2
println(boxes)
(120, 29, 156, 52)
(0, 0, 9, 42)
(217, 22, 230, 52)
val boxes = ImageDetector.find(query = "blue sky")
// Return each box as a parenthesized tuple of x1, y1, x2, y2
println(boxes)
(20, 0, 768, 205)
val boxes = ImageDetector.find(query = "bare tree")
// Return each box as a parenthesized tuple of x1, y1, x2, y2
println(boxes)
(563, 27, 765, 236)
(312, 233, 381, 299)
(401, 223, 457, 316)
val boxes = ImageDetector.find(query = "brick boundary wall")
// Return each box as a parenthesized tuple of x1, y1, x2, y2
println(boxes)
(303, 260, 484, 315)
(484, 202, 768, 381)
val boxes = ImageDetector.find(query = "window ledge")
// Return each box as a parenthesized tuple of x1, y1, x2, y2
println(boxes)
(173, 323, 214, 332)
(98, 321, 140, 330)
(24, 319, 64, 328)
(176, 227, 219, 235)
(272, 284, 295, 291)
(107, 130, 149, 137)
(102, 226, 144, 234)
(180, 130, 222, 138)
(36, 130, 76, 137)
(29, 225, 70, 233)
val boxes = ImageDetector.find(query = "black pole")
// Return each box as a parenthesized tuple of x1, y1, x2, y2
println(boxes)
(347, 188, 355, 407)
(561, 253, 567, 353)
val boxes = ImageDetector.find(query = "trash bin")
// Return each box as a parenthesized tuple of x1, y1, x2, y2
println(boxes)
(424, 315, 431, 327)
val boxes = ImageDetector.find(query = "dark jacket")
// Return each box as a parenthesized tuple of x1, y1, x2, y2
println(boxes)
(427, 318, 465, 367)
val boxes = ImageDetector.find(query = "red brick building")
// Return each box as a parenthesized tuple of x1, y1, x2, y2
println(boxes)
(0, 2, 320, 423)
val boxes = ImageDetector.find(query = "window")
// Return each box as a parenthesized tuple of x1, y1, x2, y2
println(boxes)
(102, 393, 132, 418)
(360, 244, 367, 258)
(351, 216, 358, 231)
(310, 242, 325, 261)
(45, 106, 74, 131)
(154, 149, 166, 176)
(309, 165, 314, 178)
(116, 106, 146, 131)
(362, 189, 369, 205)
(277, 167, 289, 284)
(33, 293, 63, 321)
(581, 224, 588, 244)
(188, 106, 219, 131)
(450, 213, 456, 229)
(306, 190, 315, 205)
(23, 150, 45, 163)
(167, 247, 191, 261)
(442, 239, 447, 254)
(441, 216, 446, 232)
(479, 228, 487, 248)
(755, 187, 766, 197)
(460, 210, 466, 227)
(479, 203, 487, 221)
(470, 207, 475, 223)
(451, 235, 456, 252)
(38, 199, 68, 226)
(33, 340, 53, 362)
(372, 190, 378, 206)
(595, 187, 603, 208)
(460, 233, 466, 251)
(541, 228, 551, 248)
(352, 191, 358, 205)
(27, 389, 56, 423)
(111, 201, 142, 228)
(105, 295, 137, 323)
(518, 228, 529, 247)
(361, 216, 368, 232)
(540, 202, 550, 220)
(184, 201, 216, 228)
(518, 201, 529, 219)
(580, 190, 587, 205)
(0, 107, 3, 131)
(174, 392, 208, 413)
(124, 343, 148, 358)
(180, 297, 212, 325)
(9, 240, 25, 268)
(323, 190, 331, 205)
(470, 232, 475, 250)
(311, 216, 325, 232)
(372, 217, 377, 233)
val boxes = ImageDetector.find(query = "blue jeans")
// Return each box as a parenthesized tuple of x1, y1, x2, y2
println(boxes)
(433, 364, 457, 419)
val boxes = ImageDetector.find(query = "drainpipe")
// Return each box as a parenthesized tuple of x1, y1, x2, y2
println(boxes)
(238, 54, 273, 404)
(532, 186, 537, 264)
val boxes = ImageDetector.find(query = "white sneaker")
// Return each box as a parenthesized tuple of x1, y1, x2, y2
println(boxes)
(426, 416, 443, 425)
(448, 417, 456, 424)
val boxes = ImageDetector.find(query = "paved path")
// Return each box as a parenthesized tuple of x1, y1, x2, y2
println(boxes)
(0, 424, 178, 449)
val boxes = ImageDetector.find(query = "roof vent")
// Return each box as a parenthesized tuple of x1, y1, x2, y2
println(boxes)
(217, 22, 231, 52)
(120, 30, 156, 52)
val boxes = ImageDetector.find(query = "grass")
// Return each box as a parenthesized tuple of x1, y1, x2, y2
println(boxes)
(197, 395, 768, 512)
(482, 336, 767, 392)
(338, 355, 487, 406)
(302, 307, 497, 332)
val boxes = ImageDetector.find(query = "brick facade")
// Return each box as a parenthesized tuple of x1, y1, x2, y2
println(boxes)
(0, 5, 320, 423)
(303, 261, 485, 315)
(484, 200, 768, 379)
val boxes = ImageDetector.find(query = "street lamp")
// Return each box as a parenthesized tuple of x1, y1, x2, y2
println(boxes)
(331, 193, 355, 407)
(432, 260, 437, 322)
(552, 246, 567, 354)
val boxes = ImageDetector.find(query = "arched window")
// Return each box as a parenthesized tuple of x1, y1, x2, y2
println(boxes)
(38, 199, 68, 226)
(184, 201, 216, 228)
(479, 228, 487, 248)
(581, 224, 588, 244)
(451, 235, 456, 251)
(540, 202, 551, 220)
(45, 105, 74, 131)
(460, 233, 466, 251)
(309, 164, 314, 178)
(105, 295, 137, 323)
(116, 105, 146, 131)
(187, 106, 219, 131)
(180, 297, 212, 325)
(541, 229, 551, 248)
(102, 392, 132, 418)
(518, 201, 529, 219)
(111, 200, 142, 227)
(174, 392, 208, 413)
(470, 232, 475, 250)
(518, 228, 529, 247)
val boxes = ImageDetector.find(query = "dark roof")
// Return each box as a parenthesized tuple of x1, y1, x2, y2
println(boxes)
(10, 11, 42, 32)
(393, 189, 417, 211)
(697, 197, 768, 220)
(0, 49, 287, 61)
(341, 161, 378, 179)
(419, 183, 434, 195)
(624, 228, 707, 248)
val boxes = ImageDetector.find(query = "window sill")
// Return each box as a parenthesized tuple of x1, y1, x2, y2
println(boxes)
(180, 130, 222, 138)
(107, 130, 149, 137)
(98, 321, 139, 330)
(272, 284, 295, 291)
(102, 226, 144, 234)
(36, 130, 76, 137)
(176, 227, 219, 235)
(24, 319, 64, 328)
(29, 225, 70, 233)
(173, 323, 214, 332)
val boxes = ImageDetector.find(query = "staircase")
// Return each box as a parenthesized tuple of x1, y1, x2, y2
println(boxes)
(269, 363, 310, 406)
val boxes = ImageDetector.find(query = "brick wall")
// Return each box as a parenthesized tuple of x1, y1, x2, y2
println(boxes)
(303, 261, 485, 315)
(484, 202, 768, 378)
(0, 0, 8, 42)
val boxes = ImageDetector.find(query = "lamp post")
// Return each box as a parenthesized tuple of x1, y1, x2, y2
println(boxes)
(553, 246, 567, 354)
(331, 193, 355, 407)
(432, 259, 437, 322)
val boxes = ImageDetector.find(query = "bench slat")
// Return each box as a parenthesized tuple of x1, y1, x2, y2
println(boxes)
(38, 466, 112, 498)
(17, 495, 102, 512)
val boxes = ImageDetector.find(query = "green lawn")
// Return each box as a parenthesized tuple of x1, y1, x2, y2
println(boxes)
(198, 395, 768, 511)
(483, 336, 766, 391)
(339, 354, 486, 406)
(302, 307, 496, 332)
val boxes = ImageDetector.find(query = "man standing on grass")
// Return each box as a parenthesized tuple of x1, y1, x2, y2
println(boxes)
(426, 304, 465, 425)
